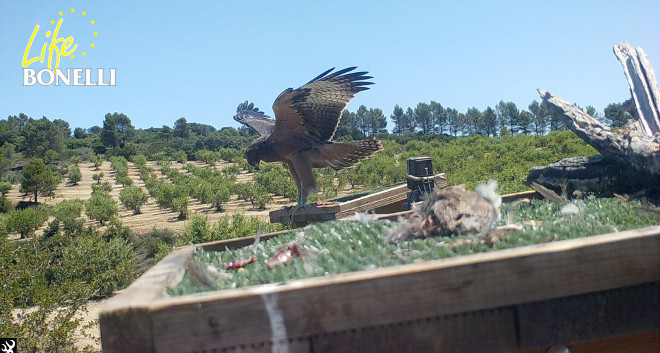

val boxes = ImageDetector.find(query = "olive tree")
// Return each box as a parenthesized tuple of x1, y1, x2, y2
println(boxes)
(67, 166, 82, 185)
(119, 186, 148, 214)
(85, 192, 117, 225)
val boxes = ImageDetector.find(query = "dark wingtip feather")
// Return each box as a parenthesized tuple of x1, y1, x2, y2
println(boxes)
(236, 101, 266, 117)
(307, 67, 335, 84)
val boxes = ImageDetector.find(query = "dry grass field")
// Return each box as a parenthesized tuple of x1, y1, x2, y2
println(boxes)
(5, 160, 301, 238)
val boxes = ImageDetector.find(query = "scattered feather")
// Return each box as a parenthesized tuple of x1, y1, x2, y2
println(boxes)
(560, 203, 581, 216)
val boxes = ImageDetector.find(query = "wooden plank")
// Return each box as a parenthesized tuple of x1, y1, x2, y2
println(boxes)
(335, 174, 447, 216)
(134, 226, 659, 352)
(518, 282, 659, 349)
(205, 338, 311, 353)
(199, 229, 293, 252)
(269, 174, 447, 225)
(310, 308, 517, 353)
(334, 184, 408, 212)
(501, 189, 542, 203)
(518, 328, 660, 353)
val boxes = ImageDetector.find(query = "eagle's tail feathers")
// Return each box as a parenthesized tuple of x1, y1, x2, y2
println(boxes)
(319, 139, 383, 171)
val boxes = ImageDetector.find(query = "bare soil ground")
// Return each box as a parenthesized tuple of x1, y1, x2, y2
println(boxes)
(6, 160, 298, 237)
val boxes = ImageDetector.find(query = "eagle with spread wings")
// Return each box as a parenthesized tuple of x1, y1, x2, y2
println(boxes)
(233, 67, 382, 206)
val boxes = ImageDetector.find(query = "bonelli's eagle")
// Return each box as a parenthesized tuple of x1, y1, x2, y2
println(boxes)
(234, 67, 382, 206)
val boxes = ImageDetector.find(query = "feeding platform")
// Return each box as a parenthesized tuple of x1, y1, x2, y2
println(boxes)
(100, 196, 660, 353)
(269, 173, 448, 226)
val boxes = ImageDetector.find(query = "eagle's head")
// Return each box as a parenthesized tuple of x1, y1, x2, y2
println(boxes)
(245, 141, 262, 170)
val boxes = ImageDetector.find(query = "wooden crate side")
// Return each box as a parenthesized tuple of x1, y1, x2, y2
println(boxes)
(517, 282, 659, 349)
(310, 308, 517, 353)
(518, 329, 660, 353)
(100, 245, 197, 353)
(142, 227, 659, 352)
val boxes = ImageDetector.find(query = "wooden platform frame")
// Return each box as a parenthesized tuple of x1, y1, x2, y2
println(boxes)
(100, 223, 660, 352)
(269, 174, 448, 225)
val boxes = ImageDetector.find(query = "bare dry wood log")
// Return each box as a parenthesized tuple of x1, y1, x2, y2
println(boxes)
(614, 41, 660, 136)
(527, 42, 660, 197)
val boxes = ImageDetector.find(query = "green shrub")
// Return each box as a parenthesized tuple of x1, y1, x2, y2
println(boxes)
(51, 229, 137, 298)
(117, 175, 134, 187)
(192, 181, 212, 204)
(67, 166, 82, 185)
(221, 164, 241, 178)
(7, 206, 49, 238)
(173, 150, 187, 163)
(194, 149, 218, 165)
(219, 148, 241, 162)
(103, 217, 133, 241)
(131, 154, 147, 168)
(131, 228, 177, 273)
(0, 215, 8, 238)
(53, 199, 84, 234)
(211, 182, 231, 210)
(253, 163, 297, 201)
(70, 156, 81, 166)
(85, 192, 117, 225)
(172, 196, 188, 219)
(184, 214, 213, 244)
(232, 182, 252, 201)
(1, 218, 137, 353)
(177, 213, 287, 246)
(0, 197, 13, 213)
(119, 186, 148, 214)
(91, 181, 113, 194)
(92, 172, 104, 184)
(0, 181, 12, 195)
(250, 183, 272, 209)
(155, 184, 187, 210)
(91, 155, 103, 169)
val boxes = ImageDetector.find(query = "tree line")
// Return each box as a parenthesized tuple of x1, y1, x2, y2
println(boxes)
(0, 97, 636, 166)
(336, 99, 637, 139)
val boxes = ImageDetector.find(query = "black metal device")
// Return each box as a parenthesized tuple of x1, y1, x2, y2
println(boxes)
(406, 157, 435, 208)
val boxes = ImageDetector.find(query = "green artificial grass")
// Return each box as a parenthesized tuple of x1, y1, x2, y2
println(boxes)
(168, 197, 660, 296)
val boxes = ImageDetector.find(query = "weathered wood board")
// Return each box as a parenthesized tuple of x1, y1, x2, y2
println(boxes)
(100, 223, 660, 352)
(269, 173, 447, 225)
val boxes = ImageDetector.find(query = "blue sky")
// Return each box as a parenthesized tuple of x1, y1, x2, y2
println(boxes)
(1, 1, 659, 130)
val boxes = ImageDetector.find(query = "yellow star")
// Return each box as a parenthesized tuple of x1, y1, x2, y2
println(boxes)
(59, 11, 63, 16)
(50, 20, 55, 24)
(82, 52, 87, 56)
(71, 8, 75, 13)
(91, 43, 95, 48)
(82, 11, 86, 16)
(94, 31, 98, 36)
(90, 20, 95, 24)
(71, 55, 75, 59)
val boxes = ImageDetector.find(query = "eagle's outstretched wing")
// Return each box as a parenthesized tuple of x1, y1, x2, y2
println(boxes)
(271, 67, 373, 143)
(233, 101, 275, 137)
